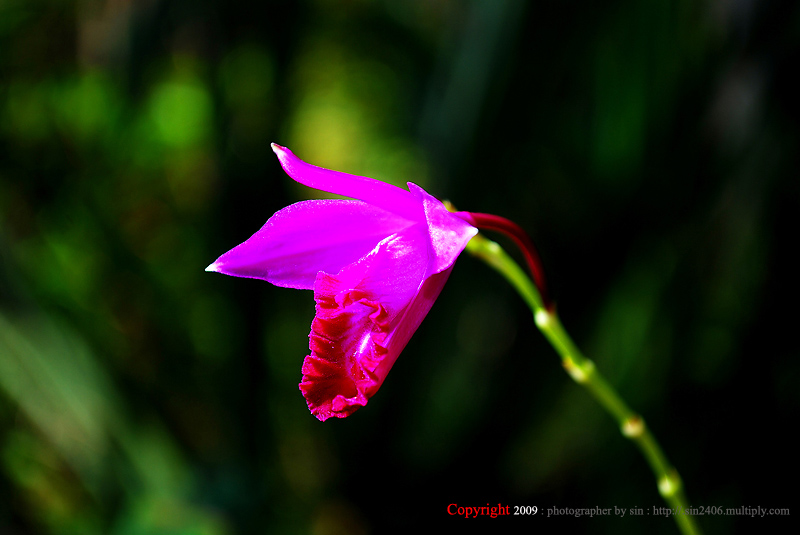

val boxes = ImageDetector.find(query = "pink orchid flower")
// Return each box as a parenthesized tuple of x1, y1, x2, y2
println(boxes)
(207, 144, 477, 421)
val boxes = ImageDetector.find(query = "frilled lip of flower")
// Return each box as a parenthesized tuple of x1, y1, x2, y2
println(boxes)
(207, 144, 477, 420)
(299, 228, 456, 421)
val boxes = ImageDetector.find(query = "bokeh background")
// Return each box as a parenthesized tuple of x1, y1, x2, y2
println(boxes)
(1, 0, 798, 533)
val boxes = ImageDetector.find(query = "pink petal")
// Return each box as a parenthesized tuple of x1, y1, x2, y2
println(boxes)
(207, 199, 415, 289)
(271, 144, 423, 222)
(408, 182, 478, 274)
(299, 225, 451, 420)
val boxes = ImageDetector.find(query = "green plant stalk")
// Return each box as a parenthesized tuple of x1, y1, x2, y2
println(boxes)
(465, 232, 701, 535)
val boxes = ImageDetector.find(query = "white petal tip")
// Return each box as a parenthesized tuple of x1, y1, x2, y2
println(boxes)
(205, 263, 219, 273)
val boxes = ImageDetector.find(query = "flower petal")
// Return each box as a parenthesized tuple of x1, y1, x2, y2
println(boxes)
(271, 144, 423, 222)
(207, 199, 415, 289)
(408, 182, 478, 274)
(299, 224, 450, 420)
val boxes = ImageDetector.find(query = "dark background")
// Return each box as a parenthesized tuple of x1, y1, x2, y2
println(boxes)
(1, 0, 797, 533)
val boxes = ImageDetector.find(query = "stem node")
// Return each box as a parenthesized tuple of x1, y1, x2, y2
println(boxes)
(563, 357, 594, 383)
(534, 309, 551, 329)
(621, 415, 645, 438)
(658, 470, 683, 498)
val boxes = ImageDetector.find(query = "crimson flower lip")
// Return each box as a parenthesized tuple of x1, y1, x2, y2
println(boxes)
(207, 144, 477, 420)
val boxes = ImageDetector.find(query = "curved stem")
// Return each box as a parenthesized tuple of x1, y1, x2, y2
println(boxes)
(464, 232, 701, 535)
(455, 211, 552, 310)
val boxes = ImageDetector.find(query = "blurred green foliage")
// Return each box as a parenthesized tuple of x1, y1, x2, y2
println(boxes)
(1, 0, 798, 534)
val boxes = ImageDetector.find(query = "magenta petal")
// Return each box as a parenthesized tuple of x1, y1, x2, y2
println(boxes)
(299, 226, 450, 420)
(408, 182, 478, 274)
(207, 199, 415, 289)
(271, 144, 423, 222)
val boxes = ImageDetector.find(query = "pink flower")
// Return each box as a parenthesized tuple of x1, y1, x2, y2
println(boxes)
(207, 144, 477, 420)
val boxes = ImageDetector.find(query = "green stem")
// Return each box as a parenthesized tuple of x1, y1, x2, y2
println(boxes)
(465, 232, 701, 535)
